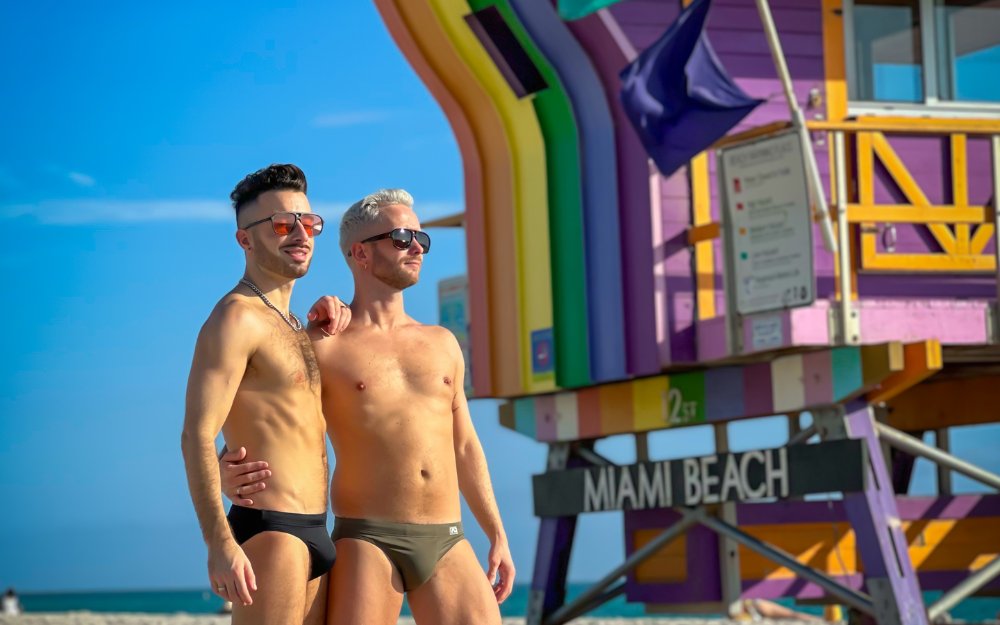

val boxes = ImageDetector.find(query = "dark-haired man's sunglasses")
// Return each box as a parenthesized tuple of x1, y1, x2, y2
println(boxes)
(361, 228, 431, 253)
(241, 212, 325, 237)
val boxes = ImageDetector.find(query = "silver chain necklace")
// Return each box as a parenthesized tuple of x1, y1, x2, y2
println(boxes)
(240, 279, 303, 332)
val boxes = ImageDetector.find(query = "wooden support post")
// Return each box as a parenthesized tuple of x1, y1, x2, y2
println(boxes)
(714, 424, 742, 618)
(788, 413, 801, 440)
(936, 428, 953, 495)
(635, 431, 649, 462)
(526, 443, 578, 625)
(814, 404, 928, 625)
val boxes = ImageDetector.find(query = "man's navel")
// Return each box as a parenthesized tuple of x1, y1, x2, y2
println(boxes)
(356, 381, 366, 391)
(443, 376, 452, 386)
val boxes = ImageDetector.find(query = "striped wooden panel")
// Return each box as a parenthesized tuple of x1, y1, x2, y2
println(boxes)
(555, 392, 579, 441)
(500, 342, 941, 441)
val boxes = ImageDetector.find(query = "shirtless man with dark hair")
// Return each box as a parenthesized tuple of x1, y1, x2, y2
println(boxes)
(181, 164, 350, 625)
(223, 188, 515, 625)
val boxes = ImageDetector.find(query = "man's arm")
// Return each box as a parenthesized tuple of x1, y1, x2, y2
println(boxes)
(447, 332, 516, 603)
(180, 301, 258, 606)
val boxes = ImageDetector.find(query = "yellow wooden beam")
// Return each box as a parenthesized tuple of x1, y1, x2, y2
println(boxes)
(860, 342, 906, 388)
(868, 340, 942, 404)
(971, 224, 996, 255)
(847, 204, 988, 224)
(860, 235, 995, 271)
(887, 374, 1000, 431)
(870, 132, 957, 255)
(952, 134, 971, 254)
(690, 153, 716, 320)
(808, 117, 1000, 135)
(688, 221, 721, 246)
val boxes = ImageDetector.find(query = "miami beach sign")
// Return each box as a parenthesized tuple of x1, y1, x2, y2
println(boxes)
(532, 439, 865, 516)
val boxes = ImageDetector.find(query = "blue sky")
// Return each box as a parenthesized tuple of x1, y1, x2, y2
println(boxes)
(1, 0, 999, 594)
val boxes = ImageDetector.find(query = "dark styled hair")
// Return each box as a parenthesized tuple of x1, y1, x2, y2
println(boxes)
(230, 164, 308, 216)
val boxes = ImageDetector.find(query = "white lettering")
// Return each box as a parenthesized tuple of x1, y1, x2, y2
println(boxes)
(683, 458, 702, 505)
(700, 455, 720, 504)
(584, 467, 610, 512)
(720, 453, 746, 501)
(616, 468, 638, 509)
(741, 451, 767, 498)
(765, 447, 789, 498)
(637, 463, 666, 509)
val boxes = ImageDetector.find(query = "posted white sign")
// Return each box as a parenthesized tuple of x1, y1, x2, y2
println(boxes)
(721, 131, 815, 315)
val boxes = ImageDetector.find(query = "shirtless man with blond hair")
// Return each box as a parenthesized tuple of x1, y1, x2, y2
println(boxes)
(181, 164, 349, 625)
(223, 188, 515, 625)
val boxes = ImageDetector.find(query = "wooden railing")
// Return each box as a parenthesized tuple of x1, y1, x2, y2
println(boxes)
(691, 118, 1000, 323)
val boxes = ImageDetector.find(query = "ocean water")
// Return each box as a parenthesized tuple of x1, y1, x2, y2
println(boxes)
(16, 586, 1000, 621)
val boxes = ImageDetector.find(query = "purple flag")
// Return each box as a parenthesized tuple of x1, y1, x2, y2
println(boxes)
(619, 0, 763, 177)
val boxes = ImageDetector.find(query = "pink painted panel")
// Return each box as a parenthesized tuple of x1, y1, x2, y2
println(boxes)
(802, 349, 834, 405)
(535, 394, 558, 442)
(789, 304, 832, 345)
(858, 300, 990, 344)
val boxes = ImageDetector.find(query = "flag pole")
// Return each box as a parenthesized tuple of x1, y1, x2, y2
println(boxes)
(753, 0, 838, 253)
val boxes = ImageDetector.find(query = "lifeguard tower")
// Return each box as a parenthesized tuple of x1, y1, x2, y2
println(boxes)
(373, 0, 1000, 623)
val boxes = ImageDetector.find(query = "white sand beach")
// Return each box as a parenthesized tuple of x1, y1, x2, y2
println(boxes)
(0, 613, 835, 625)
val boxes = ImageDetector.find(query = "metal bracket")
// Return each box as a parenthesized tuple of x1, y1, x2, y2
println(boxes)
(828, 305, 861, 345)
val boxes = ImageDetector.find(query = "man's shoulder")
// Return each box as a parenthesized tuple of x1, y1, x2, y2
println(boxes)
(413, 323, 461, 350)
(201, 293, 266, 337)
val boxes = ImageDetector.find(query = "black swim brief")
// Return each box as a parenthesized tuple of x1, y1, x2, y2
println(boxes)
(227, 504, 336, 580)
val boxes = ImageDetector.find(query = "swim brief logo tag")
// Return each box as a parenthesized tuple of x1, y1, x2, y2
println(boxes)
(449, 526, 458, 535)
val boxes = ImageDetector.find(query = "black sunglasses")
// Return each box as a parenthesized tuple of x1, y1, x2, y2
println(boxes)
(360, 228, 431, 253)
(241, 212, 325, 237)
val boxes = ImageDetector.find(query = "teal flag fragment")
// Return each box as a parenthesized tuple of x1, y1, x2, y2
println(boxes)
(557, 0, 623, 21)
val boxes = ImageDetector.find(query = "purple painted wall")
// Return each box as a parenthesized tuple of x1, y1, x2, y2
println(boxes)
(608, 0, 837, 364)
(611, 0, 996, 346)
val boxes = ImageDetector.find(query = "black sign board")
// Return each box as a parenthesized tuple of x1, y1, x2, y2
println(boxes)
(533, 439, 866, 517)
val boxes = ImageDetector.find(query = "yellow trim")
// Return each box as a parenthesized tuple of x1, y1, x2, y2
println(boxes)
(971, 224, 996, 255)
(847, 204, 988, 224)
(811, 117, 1000, 134)
(690, 153, 716, 320)
(951, 134, 970, 254)
(688, 221, 720, 245)
(861, 235, 995, 271)
(821, 0, 848, 123)
(870, 133, 957, 254)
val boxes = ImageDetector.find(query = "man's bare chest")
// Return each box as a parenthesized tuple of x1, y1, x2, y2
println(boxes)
(321, 339, 454, 398)
(247, 331, 321, 391)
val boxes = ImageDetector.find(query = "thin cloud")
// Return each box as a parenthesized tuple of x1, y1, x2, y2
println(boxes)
(312, 110, 394, 128)
(0, 198, 463, 226)
(68, 171, 96, 187)
(0, 199, 232, 225)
